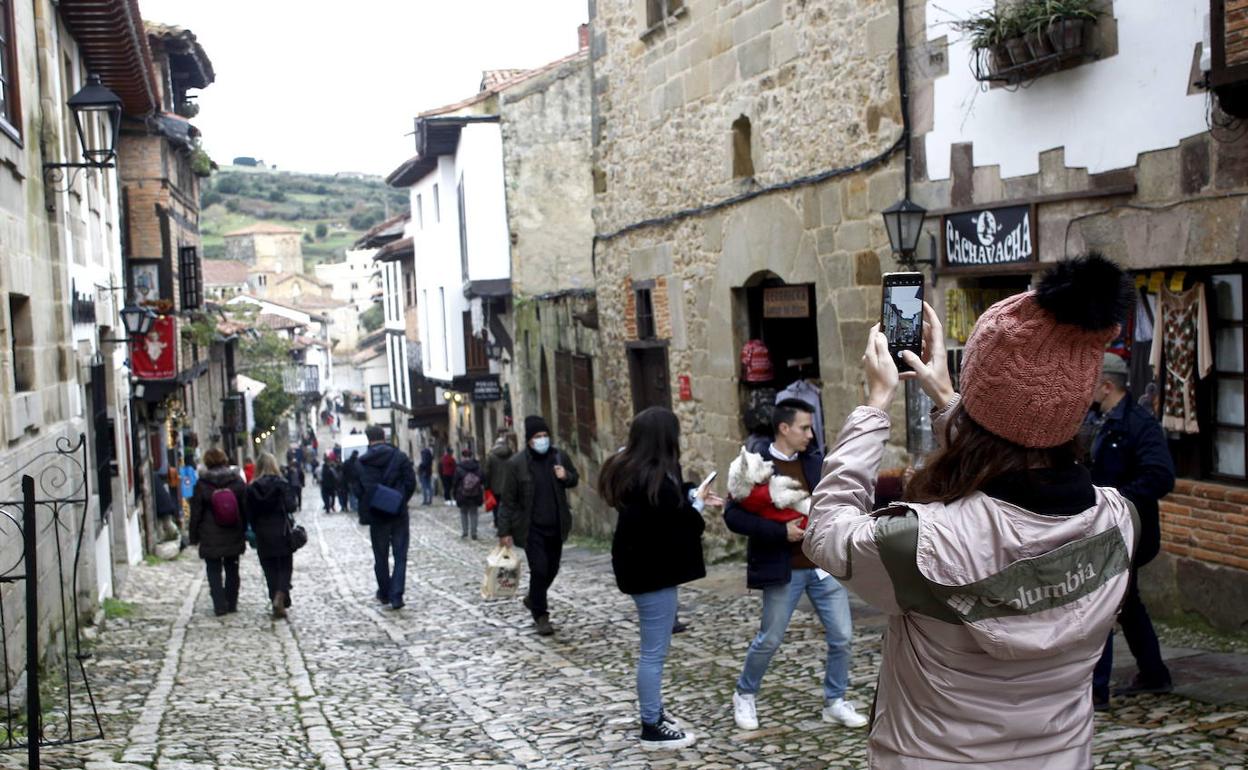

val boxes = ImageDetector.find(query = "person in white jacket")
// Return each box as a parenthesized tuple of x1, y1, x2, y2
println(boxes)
(803, 254, 1141, 769)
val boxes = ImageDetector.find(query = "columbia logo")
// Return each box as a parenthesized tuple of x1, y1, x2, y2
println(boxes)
(946, 594, 976, 614)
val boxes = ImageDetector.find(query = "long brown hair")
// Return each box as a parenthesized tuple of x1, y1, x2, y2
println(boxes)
(598, 407, 681, 508)
(906, 406, 1077, 504)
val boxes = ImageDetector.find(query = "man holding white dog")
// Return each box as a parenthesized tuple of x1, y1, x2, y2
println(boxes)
(724, 399, 867, 731)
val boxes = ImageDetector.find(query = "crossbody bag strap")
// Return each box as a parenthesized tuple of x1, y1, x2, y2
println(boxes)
(381, 448, 402, 488)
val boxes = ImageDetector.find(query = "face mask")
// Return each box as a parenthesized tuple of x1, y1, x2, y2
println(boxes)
(532, 437, 551, 454)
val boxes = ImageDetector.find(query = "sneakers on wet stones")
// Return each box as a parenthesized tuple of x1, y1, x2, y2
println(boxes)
(733, 691, 759, 730)
(639, 719, 696, 751)
(822, 698, 868, 728)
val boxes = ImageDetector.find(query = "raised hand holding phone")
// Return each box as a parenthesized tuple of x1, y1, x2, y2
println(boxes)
(880, 272, 925, 373)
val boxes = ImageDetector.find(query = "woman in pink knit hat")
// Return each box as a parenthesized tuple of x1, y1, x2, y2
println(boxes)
(803, 254, 1141, 769)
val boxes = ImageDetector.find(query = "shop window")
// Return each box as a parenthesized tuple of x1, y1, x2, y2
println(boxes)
(635, 288, 656, 340)
(9, 293, 32, 392)
(732, 115, 754, 179)
(1211, 273, 1247, 479)
(0, 0, 19, 142)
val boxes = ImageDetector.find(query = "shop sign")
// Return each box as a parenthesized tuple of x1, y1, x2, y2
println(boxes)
(472, 376, 502, 403)
(131, 316, 176, 379)
(763, 286, 810, 319)
(678, 375, 692, 401)
(942, 205, 1036, 269)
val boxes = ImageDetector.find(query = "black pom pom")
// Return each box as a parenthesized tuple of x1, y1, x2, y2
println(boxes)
(1034, 252, 1133, 331)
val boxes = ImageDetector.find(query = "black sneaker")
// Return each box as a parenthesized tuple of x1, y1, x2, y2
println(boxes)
(1092, 690, 1110, 712)
(1114, 674, 1173, 697)
(639, 720, 695, 750)
(671, 618, 688, 634)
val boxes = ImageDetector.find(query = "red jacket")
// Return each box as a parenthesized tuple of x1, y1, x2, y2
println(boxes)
(739, 483, 806, 528)
(439, 454, 457, 477)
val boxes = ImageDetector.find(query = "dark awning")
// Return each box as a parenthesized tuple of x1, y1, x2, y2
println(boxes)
(464, 278, 511, 298)
(59, 0, 159, 115)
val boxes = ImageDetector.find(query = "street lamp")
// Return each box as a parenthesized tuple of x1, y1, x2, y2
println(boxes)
(44, 74, 123, 174)
(882, 198, 927, 266)
(120, 305, 157, 337)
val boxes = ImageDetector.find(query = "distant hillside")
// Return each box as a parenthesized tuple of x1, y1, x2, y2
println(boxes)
(199, 166, 408, 268)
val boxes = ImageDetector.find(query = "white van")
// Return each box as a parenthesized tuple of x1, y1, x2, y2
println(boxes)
(340, 432, 369, 459)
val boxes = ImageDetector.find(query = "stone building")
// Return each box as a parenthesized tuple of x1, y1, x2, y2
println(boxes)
(223, 222, 304, 273)
(588, 0, 910, 552)
(0, 0, 159, 698)
(501, 37, 602, 530)
(909, 0, 1248, 631)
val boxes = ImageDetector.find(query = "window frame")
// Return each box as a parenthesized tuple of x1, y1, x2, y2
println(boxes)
(635, 288, 656, 340)
(643, 0, 686, 36)
(0, 0, 21, 145)
(1207, 270, 1248, 482)
(178, 246, 202, 310)
(370, 383, 391, 409)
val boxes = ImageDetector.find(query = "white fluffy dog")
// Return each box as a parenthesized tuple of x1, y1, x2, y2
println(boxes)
(726, 446, 811, 517)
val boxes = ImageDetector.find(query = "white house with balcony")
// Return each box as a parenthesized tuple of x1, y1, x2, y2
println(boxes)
(387, 114, 511, 452)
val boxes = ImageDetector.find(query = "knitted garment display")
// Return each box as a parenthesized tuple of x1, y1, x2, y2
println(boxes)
(959, 292, 1119, 449)
(1148, 284, 1212, 434)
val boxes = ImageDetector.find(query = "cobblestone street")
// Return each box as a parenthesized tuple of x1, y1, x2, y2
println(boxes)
(13, 492, 1248, 770)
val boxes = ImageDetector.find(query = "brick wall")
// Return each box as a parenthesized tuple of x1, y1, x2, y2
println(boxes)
(1226, 0, 1248, 67)
(1160, 479, 1248, 571)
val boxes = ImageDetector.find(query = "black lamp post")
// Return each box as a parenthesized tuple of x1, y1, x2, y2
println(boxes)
(44, 74, 123, 173)
(882, 198, 928, 266)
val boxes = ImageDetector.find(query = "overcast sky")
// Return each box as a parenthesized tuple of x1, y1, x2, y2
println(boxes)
(138, 0, 590, 177)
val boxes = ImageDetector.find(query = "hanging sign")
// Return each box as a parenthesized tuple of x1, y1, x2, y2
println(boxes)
(471, 376, 502, 403)
(763, 286, 810, 318)
(130, 316, 176, 379)
(942, 205, 1036, 270)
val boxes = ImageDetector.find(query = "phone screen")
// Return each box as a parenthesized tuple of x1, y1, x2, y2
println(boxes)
(881, 273, 924, 371)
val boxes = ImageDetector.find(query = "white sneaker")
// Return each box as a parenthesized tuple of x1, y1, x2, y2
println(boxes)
(733, 691, 759, 730)
(822, 698, 868, 728)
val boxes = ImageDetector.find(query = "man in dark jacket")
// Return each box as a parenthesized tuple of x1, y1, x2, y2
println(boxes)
(418, 446, 434, 505)
(356, 425, 418, 610)
(725, 399, 865, 731)
(483, 429, 515, 531)
(341, 450, 360, 512)
(1087, 354, 1177, 708)
(498, 415, 579, 636)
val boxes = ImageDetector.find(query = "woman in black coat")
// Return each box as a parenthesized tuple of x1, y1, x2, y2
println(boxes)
(188, 448, 248, 616)
(599, 407, 723, 751)
(246, 453, 297, 619)
(320, 456, 339, 512)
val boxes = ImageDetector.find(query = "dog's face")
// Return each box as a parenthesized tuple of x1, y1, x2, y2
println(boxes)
(739, 448, 772, 483)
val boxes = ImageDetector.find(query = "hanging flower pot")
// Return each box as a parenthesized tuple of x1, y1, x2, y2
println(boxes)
(1004, 36, 1031, 67)
(1025, 27, 1054, 59)
(1049, 18, 1090, 55)
(990, 44, 1013, 76)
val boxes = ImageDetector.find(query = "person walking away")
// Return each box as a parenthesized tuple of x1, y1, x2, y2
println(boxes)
(803, 254, 1140, 768)
(284, 461, 304, 510)
(342, 450, 361, 513)
(243, 456, 256, 484)
(498, 415, 579, 636)
(439, 447, 457, 505)
(483, 429, 515, 532)
(246, 453, 297, 618)
(320, 456, 339, 512)
(603, 407, 723, 750)
(452, 448, 486, 539)
(1085, 352, 1176, 709)
(418, 446, 434, 506)
(357, 425, 417, 609)
(726, 399, 867, 731)
(188, 448, 248, 616)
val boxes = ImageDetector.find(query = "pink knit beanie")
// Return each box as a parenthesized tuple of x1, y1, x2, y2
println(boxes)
(959, 254, 1132, 449)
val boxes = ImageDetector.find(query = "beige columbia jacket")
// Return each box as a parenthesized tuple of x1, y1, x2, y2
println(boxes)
(803, 396, 1138, 769)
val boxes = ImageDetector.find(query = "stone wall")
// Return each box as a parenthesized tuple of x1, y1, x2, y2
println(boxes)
(589, 0, 911, 553)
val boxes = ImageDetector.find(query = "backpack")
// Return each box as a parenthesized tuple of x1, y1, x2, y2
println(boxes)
(461, 471, 482, 498)
(210, 487, 240, 527)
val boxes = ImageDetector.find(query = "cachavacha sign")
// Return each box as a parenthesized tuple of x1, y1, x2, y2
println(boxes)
(943, 205, 1036, 268)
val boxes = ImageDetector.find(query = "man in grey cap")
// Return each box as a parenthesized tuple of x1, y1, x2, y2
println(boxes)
(1085, 353, 1176, 710)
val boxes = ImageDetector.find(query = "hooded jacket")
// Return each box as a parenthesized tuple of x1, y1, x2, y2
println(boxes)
(452, 458, 485, 507)
(356, 443, 417, 522)
(483, 440, 514, 491)
(188, 466, 248, 560)
(803, 395, 1138, 769)
(245, 474, 294, 558)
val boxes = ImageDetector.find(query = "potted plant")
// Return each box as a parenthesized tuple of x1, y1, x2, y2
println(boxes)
(1045, 0, 1099, 55)
(1021, 1, 1056, 60)
(955, 6, 1027, 76)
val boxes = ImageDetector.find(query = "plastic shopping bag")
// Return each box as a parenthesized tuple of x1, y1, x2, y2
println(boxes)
(481, 545, 524, 599)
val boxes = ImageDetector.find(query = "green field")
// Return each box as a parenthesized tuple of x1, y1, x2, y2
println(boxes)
(199, 166, 407, 269)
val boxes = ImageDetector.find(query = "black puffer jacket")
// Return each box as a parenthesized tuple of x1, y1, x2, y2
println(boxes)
(612, 476, 706, 595)
(245, 474, 294, 559)
(188, 467, 247, 560)
(452, 459, 485, 507)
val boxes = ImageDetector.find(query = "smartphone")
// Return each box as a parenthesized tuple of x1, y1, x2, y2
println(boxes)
(881, 272, 925, 372)
(696, 471, 718, 498)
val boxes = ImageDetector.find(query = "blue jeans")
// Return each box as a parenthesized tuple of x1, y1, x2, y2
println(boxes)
(370, 513, 410, 606)
(737, 568, 852, 702)
(633, 586, 679, 725)
(419, 473, 433, 505)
